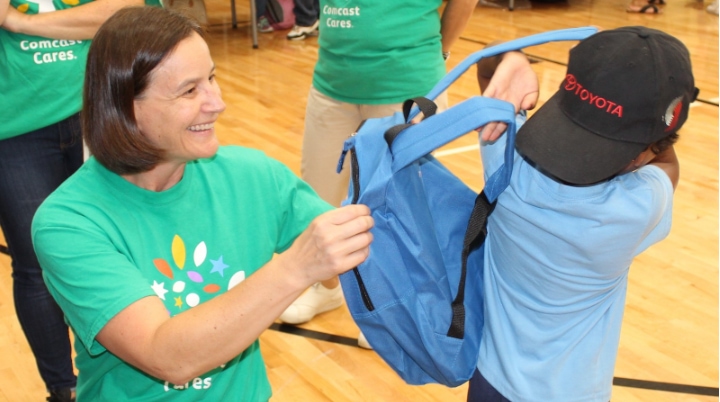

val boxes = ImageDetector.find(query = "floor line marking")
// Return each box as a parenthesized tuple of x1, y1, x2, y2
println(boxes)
(434, 144, 479, 157)
(269, 325, 720, 396)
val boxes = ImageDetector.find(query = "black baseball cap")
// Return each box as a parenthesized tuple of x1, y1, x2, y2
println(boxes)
(516, 26, 698, 185)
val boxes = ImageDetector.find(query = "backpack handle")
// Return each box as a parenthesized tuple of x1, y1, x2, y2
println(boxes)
(408, 26, 598, 120)
(390, 96, 517, 202)
(390, 96, 514, 170)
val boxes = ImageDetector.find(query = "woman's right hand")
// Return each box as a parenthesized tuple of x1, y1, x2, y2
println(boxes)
(281, 204, 374, 288)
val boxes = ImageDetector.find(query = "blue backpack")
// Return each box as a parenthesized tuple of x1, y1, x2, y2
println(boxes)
(337, 27, 598, 387)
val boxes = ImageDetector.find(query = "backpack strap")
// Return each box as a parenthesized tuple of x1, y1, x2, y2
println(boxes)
(384, 97, 440, 147)
(403, 97, 438, 121)
(411, 26, 598, 119)
(387, 96, 519, 340)
(448, 190, 495, 338)
(445, 112, 519, 338)
(389, 96, 516, 173)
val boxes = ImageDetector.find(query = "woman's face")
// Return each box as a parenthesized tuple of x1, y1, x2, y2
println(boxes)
(133, 32, 226, 165)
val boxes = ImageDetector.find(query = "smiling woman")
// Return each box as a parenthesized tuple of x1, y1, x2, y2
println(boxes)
(129, 32, 226, 190)
(87, 26, 225, 191)
(30, 6, 374, 401)
(80, 7, 209, 177)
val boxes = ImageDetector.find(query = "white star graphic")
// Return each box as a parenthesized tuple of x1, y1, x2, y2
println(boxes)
(151, 280, 169, 300)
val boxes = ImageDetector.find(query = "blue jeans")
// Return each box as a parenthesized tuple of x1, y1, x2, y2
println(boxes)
(0, 114, 82, 391)
(293, 0, 319, 26)
(256, 0, 267, 18)
(467, 369, 511, 402)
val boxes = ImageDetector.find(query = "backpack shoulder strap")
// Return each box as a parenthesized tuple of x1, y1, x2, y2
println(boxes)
(415, 26, 598, 113)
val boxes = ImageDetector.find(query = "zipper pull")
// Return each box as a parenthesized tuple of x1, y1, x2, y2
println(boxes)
(337, 135, 357, 174)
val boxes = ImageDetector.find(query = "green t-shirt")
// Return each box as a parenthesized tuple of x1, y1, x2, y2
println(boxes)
(0, 0, 162, 140)
(313, 0, 445, 105)
(33, 146, 332, 401)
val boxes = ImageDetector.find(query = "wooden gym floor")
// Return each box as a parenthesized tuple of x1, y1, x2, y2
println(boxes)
(0, 0, 717, 400)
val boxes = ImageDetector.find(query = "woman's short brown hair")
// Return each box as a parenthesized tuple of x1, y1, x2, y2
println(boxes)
(82, 7, 205, 175)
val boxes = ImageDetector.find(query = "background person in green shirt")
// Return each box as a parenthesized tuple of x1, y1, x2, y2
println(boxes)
(32, 7, 374, 401)
(0, 0, 154, 400)
(280, 0, 523, 350)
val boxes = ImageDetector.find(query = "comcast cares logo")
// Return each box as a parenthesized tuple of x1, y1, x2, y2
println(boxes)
(150, 235, 246, 313)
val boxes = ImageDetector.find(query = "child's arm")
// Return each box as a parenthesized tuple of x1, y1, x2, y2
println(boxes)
(0, 0, 10, 27)
(2, 0, 143, 40)
(649, 146, 679, 190)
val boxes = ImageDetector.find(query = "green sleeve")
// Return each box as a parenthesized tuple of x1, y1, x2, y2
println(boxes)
(267, 158, 334, 253)
(33, 210, 155, 356)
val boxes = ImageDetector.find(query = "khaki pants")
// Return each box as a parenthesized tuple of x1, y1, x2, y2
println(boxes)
(301, 86, 447, 206)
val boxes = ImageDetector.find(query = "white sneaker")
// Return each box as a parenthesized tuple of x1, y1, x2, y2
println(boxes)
(286, 19, 319, 40)
(707, 1, 719, 15)
(279, 283, 344, 324)
(357, 331, 372, 349)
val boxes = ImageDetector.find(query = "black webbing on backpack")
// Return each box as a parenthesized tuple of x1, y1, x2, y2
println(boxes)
(402, 97, 437, 121)
(384, 97, 438, 148)
(447, 190, 496, 339)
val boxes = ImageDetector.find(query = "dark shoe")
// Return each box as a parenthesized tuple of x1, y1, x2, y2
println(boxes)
(47, 388, 75, 402)
(626, 3, 661, 13)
